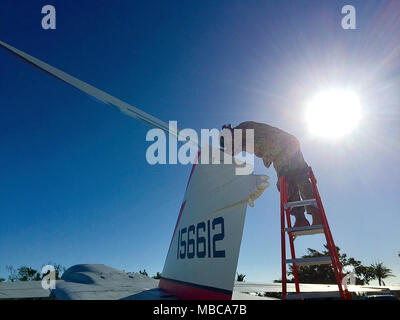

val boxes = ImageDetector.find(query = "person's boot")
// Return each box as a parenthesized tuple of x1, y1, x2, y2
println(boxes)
(293, 213, 310, 228)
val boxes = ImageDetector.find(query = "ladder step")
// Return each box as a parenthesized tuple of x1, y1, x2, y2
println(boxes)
(286, 292, 341, 300)
(285, 225, 324, 237)
(284, 199, 317, 209)
(286, 256, 332, 266)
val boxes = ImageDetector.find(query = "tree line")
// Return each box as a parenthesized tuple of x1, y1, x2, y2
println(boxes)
(0, 264, 65, 282)
(0, 266, 162, 282)
(1, 248, 396, 285)
(274, 245, 395, 286)
(236, 245, 396, 286)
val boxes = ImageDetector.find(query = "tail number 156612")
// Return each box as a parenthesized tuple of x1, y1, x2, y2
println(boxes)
(177, 217, 225, 259)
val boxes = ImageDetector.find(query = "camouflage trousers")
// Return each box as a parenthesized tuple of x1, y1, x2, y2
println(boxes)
(274, 151, 317, 217)
(285, 176, 318, 217)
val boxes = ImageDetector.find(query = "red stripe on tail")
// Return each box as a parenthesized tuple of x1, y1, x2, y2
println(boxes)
(159, 278, 231, 300)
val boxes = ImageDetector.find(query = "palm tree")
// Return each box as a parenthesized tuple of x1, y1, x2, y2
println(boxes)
(370, 262, 393, 286)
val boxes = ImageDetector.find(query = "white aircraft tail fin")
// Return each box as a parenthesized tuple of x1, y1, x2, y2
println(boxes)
(160, 149, 269, 299)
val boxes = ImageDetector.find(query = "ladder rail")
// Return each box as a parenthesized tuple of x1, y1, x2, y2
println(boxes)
(279, 168, 351, 300)
(309, 170, 343, 298)
(283, 178, 300, 296)
(279, 176, 287, 300)
(308, 169, 350, 300)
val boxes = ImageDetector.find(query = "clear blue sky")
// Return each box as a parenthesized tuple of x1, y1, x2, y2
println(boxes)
(0, 0, 399, 285)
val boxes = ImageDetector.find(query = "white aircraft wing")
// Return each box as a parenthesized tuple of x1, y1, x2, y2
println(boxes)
(0, 264, 174, 300)
(0, 264, 388, 300)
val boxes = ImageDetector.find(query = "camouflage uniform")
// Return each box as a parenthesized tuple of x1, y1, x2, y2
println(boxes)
(234, 121, 317, 218)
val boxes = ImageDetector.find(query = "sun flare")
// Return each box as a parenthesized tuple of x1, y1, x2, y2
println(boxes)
(306, 89, 362, 138)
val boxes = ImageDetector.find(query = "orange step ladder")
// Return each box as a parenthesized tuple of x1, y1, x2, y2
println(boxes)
(279, 167, 351, 300)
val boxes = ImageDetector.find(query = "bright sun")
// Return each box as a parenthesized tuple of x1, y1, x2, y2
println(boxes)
(306, 89, 362, 138)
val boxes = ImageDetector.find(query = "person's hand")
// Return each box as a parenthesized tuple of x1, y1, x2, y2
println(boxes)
(219, 134, 225, 149)
(219, 124, 233, 147)
(263, 158, 272, 168)
(219, 125, 235, 155)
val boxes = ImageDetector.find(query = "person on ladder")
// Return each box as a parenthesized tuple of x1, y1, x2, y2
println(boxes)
(220, 121, 321, 227)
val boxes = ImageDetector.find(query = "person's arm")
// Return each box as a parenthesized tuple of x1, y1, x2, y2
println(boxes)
(233, 121, 255, 131)
(232, 121, 257, 155)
